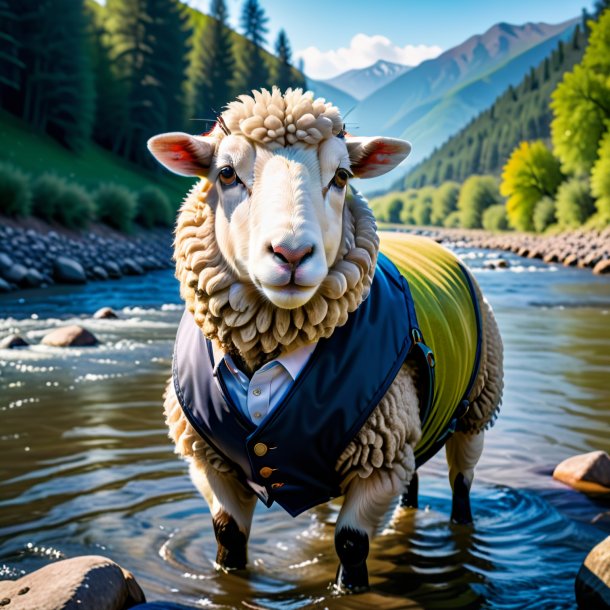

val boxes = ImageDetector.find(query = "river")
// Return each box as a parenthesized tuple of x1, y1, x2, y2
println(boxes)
(1, 241, 609, 609)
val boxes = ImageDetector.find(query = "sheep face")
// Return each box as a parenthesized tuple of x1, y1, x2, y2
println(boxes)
(148, 88, 411, 311)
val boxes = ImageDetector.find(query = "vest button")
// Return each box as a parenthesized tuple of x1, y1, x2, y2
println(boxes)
(252, 387, 262, 396)
(259, 466, 274, 478)
(253, 442, 268, 457)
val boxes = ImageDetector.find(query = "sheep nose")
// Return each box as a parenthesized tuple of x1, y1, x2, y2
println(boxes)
(271, 243, 313, 267)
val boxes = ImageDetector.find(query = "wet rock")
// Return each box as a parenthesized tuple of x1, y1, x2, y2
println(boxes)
(122, 258, 144, 275)
(0, 253, 12, 271)
(94, 307, 119, 320)
(0, 555, 145, 610)
(1, 263, 29, 287)
(553, 451, 610, 494)
(104, 261, 123, 279)
(53, 256, 87, 284)
(593, 259, 610, 275)
(91, 265, 109, 280)
(575, 536, 610, 609)
(484, 258, 509, 270)
(562, 253, 579, 267)
(0, 334, 29, 349)
(0, 277, 12, 293)
(23, 268, 44, 288)
(41, 325, 99, 347)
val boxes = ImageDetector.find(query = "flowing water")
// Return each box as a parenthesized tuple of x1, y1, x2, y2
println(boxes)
(1, 242, 609, 609)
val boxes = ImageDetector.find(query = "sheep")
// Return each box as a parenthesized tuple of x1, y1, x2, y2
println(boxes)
(148, 87, 503, 593)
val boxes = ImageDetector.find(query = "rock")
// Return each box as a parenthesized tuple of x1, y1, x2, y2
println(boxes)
(484, 258, 509, 270)
(91, 265, 109, 280)
(23, 268, 44, 288)
(94, 307, 119, 320)
(41, 325, 99, 347)
(104, 261, 123, 279)
(0, 334, 29, 349)
(563, 254, 579, 267)
(0, 555, 145, 610)
(53, 256, 87, 284)
(122, 258, 144, 275)
(1, 263, 28, 286)
(0, 253, 12, 271)
(575, 536, 610, 609)
(553, 451, 610, 494)
(543, 251, 561, 264)
(0, 277, 12, 293)
(593, 259, 610, 275)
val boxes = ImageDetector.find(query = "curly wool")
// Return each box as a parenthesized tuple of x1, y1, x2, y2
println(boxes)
(220, 87, 344, 148)
(174, 180, 379, 372)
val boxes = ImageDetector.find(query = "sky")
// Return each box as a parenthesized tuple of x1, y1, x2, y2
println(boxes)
(185, 0, 595, 79)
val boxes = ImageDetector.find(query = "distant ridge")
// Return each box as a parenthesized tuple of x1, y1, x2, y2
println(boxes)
(323, 60, 411, 100)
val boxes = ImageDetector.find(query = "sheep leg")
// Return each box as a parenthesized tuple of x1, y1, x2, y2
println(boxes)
(400, 470, 418, 508)
(445, 430, 484, 524)
(190, 460, 257, 569)
(335, 471, 401, 592)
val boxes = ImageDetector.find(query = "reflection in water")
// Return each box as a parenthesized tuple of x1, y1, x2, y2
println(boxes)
(0, 247, 609, 609)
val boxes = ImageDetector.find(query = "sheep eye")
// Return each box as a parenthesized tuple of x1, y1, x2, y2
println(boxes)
(218, 166, 238, 187)
(331, 168, 350, 190)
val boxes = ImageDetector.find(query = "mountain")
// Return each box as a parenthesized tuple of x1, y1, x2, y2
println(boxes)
(399, 28, 585, 190)
(305, 77, 358, 115)
(347, 19, 578, 192)
(323, 60, 411, 101)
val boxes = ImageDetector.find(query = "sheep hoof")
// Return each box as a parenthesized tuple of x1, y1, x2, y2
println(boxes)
(334, 528, 370, 593)
(400, 471, 418, 508)
(451, 472, 473, 525)
(335, 563, 370, 593)
(213, 510, 247, 570)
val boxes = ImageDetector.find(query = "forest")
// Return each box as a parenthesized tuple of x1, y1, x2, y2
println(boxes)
(373, 5, 610, 234)
(0, 0, 304, 232)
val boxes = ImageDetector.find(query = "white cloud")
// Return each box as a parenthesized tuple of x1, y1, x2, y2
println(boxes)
(297, 33, 443, 80)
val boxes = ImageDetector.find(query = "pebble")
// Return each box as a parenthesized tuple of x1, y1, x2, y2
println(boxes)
(553, 450, 610, 494)
(94, 307, 119, 319)
(0, 334, 29, 349)
(41, 325, 99, 347)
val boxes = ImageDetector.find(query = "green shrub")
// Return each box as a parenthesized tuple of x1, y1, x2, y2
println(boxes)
(0, 161, 31, 217)
(31, 173, 68, 222)
(555, 177, 595, 229)
(533, 197, 557, 233)
(136, 186, 173, 228)
(412, 186, 435, 226)
(482, 204, 509, 231)
(444, 210, 462, 228)
(58, 183, 96, 229)
(591, 129, 610, 223)
(399, 190, 419, 224)
(457, 175, 501, 228)
(94, 183, 137, 232)
(431, 181, 459, 226)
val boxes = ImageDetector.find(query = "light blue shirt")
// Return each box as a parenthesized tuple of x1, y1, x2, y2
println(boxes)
(211, 341, 316, 425)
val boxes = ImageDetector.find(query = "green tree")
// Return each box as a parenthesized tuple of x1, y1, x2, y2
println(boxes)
(0, 0, 24, 101)
(501, 141, 563, 231)
(431, 181, 459, 226)
(590, 129, 610, 221)
(555, 177, 595, 228)
(273, 29, 302, 91)
(457, 175, 501, 229)
(533, 197, 557, 232)
(386, 198, 403, 224)
(237, 0, 270, 92)
(413, 187, 435, 226)
(8, 0, 95, 151)
(551, 10, 610, 175)
(482, 204, 509, 231)
(188, 0, 235, 122)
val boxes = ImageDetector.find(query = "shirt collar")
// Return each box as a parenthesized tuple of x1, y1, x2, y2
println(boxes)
(210, 339, 316, 381)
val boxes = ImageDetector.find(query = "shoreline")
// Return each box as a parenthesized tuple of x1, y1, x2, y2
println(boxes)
(380, 225, 610, 274)
(0, 215, 173, 294)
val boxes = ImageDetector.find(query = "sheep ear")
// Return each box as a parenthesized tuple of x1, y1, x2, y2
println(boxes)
(147, 132, 215, 177)
(346, 136, 411, 179)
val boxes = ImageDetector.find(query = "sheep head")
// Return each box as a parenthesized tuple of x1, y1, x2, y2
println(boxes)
(148, 88, 410, 368)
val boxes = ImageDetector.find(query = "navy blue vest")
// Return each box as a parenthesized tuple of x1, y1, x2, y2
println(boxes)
(172, 253, 431, 517)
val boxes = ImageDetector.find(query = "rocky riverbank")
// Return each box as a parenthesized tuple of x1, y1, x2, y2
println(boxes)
(0, 216, 173, 293)
(400, 226, 610, 274)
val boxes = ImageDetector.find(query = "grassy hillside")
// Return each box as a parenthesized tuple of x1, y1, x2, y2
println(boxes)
(400, 30, 585, 189)
(0, 110, 192, 206)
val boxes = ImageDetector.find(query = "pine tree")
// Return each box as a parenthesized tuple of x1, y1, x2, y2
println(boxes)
(0, 0, 24, 104)
(189, 0, 235, 122)
(273, 29, 304, 91)
(14, 0, 94, 151)
(105, 0, 191, 165)
(236, 0, 269, 92)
